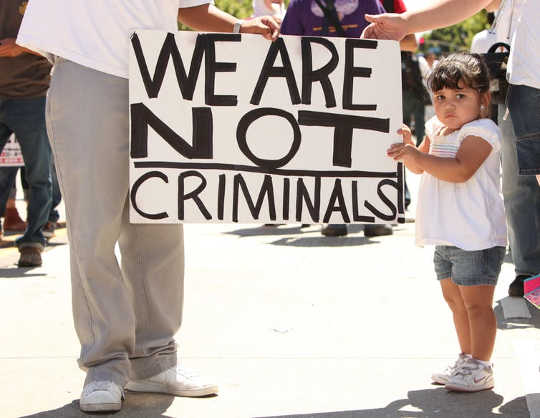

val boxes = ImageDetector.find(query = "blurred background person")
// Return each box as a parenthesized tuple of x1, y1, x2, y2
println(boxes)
(0, 0, 53, 266)
(253, 0, 286, 18)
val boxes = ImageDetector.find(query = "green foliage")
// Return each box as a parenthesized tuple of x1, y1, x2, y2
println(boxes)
(423, 10, 489, 53)
(215, 0, 254, 19)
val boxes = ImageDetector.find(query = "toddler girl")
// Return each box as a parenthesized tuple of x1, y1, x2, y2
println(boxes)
(387, 52, 507, 392)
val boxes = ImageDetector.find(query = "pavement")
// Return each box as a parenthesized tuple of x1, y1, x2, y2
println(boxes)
(0, 173, 539, 418)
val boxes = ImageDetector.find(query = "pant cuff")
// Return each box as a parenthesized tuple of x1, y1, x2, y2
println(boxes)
(83, 357, 131, 388)
(130, 351, 177, 381)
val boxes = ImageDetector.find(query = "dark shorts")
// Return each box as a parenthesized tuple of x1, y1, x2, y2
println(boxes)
(433, 246, 506, 286)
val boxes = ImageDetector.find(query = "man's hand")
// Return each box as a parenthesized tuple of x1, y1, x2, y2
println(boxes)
(0, 38, 26, 57)
(361, 13, 408, 41)
(241, 16, 281, 41)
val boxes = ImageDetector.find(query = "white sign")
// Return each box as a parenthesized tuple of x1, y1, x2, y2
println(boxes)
(129, 30, 404, 224)
(0, 134, 24, 167)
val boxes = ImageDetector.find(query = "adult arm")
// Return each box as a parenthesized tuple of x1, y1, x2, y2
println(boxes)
(362, 0, 494, 41)
(1, 38, 43, 57)
(178, 4, 280, 40)
(485, 0, 501, 12)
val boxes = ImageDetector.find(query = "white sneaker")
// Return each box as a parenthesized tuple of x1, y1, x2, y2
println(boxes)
(126, 367, 218, 397)
(79, 380, 124, 412)
(432, 353, 470, 385)
(445, 358, 494, 392)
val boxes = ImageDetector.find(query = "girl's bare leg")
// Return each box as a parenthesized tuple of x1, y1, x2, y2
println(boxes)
(440, 278, 470, 354)
(459, 285, 496, 361)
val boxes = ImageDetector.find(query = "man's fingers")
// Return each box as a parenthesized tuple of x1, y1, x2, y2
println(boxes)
(244, 16, 281, 41)
(364, 14, 379, 23)
(259, 16, 280, 33)
(361, 24, 375, 39)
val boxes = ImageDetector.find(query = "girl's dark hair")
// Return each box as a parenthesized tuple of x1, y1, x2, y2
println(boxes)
(428, 52, 490, 94)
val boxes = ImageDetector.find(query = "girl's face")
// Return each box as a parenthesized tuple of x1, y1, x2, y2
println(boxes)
(432, 79, 488, 131)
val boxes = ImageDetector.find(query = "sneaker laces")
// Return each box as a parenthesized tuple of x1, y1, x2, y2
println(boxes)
(443, 354, 468, 374)
(451, 361, 480, 378)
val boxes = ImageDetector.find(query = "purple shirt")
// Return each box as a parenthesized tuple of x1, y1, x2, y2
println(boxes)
(280, 0, 385, 37)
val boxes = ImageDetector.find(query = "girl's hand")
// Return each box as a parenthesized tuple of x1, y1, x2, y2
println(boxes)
(397, 124, 414, 146)
(386, 143, 419, 164)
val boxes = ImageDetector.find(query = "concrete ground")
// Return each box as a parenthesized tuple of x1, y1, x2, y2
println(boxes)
(0, 173, 539, 418)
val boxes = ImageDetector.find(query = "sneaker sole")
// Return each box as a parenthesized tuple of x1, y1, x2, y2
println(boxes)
(445, 383, 494, 392)
(431, 377, 448, 385)
(80, 401, 122, 412)
(126, 381, 218, 397)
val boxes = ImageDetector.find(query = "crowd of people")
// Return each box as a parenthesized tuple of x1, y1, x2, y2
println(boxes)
(0, 0, 537, 413)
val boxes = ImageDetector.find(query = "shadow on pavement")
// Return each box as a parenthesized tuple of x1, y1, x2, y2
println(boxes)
(0, 267, 47, 278)
(225, 225, 366, 238)
(20, 393, 175, 418)
(256, 389, 529, 418)
(270, 236, 376, 248)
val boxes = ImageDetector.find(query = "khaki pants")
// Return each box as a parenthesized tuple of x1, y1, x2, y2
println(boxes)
(46, 59, 184, 386)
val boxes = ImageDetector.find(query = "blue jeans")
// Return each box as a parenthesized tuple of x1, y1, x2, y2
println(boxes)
(0, 158, 61, 223)
(499, 104, 540, 277)
(0, 96, 52, 248)
(507, 84, 540, 175)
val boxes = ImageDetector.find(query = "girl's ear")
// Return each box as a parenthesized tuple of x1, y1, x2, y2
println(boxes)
(480, 91, 491, 118)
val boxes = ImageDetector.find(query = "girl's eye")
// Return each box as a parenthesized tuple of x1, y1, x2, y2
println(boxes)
(436, 95, 445, 101)
(456, 93, 465, 99)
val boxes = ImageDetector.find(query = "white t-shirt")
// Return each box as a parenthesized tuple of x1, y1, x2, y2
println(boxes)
(507, 0, 540, 89)
(17, 0, 211, 79)
(415, 118, 507, 251)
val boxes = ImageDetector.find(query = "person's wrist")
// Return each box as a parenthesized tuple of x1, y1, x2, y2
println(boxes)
(233, 20, 244, 34)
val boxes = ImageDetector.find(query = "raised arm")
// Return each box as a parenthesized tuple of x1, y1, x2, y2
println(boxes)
(178, 4, 280, 40)
(362, 0, 494, 41)
(388, 135, 493, 182)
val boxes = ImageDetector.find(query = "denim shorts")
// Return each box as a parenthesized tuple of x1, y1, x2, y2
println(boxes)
(433, 246, 506, 286)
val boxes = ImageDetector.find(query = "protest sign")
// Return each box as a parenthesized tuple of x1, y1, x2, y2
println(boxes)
(129, 31, 403, 224)
(0, 134, 24, 167)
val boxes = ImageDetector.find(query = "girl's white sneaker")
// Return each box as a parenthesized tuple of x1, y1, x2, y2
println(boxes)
(431, 353, 470, 385)
(445, 358, 494, 392)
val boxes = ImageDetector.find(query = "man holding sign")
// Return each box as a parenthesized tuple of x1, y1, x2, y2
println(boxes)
(18, 1, 278, 413)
